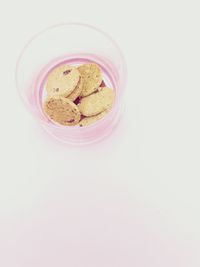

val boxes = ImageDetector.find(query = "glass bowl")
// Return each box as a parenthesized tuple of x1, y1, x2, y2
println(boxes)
(16, 23, 127, 145)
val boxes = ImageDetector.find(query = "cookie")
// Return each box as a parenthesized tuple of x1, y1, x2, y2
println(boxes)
(79, 110, 109, 127)
(78, 87, 115, 116)
(78, 63, 102, 97)
(67, 76, 83, 101)
(45, 64, 80, 97)
(44, 96, 81, 126)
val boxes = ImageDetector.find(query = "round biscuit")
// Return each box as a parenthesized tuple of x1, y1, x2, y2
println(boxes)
(46, 65, 80, 97)
(78, 63, 102, 97)
(79, 110, 109, 126)
(44, 96, 81, 126)
(78, 87, 115, 116)
(67, 76, 83, 101)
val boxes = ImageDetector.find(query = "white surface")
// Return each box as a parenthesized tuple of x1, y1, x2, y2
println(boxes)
(0, 0, 200, 266)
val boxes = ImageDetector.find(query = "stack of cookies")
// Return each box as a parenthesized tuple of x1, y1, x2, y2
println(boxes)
(43, 63, 115, 127)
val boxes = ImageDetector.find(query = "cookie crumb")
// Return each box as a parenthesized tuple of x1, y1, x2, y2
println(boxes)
(63, 70, 71, 75)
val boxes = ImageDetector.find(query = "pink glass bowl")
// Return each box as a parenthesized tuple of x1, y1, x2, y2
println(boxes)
(16, 23, 127, 145)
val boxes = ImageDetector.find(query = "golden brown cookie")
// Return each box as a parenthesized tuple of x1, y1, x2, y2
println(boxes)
(79, 110, 109, 127)
(78, 63, 102, 97)
(45, 65, 80, 97)
(44, 96, 81, 126)
(67, 76, 83, 101)
(78, 87, 115, 116)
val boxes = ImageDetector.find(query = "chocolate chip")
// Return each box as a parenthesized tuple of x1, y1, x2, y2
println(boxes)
(66, 119, 75, 123)
(63, 70, 71, 75)
(100, 80, 106, 87)
(74, 97, 81, 105)
(81, 115, 86, 120)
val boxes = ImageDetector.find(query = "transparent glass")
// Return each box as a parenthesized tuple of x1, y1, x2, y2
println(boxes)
(16, 23, 127, 145)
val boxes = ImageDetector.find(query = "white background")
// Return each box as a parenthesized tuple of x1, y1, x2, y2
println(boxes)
(0, 0, 200, 266)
